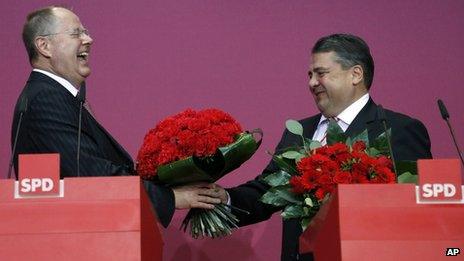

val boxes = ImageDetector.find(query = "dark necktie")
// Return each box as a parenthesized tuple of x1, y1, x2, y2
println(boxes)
(321, 117, 339, 145)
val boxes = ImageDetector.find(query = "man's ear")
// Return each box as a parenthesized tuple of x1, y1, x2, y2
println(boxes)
(351, 65, 364, 85)
(34, 36, 52, 58)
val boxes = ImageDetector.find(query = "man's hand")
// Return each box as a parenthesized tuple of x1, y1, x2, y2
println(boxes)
(213, 184, 229, 204)
(173, 183, 227, 209)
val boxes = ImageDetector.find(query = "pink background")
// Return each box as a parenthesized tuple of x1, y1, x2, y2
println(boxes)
(1, 1, 463, 260)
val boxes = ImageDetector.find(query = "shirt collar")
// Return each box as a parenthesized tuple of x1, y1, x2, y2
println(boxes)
(32, 69, 79, 97)
(317, 93, 370, 126)
(336, 93, 370, 126)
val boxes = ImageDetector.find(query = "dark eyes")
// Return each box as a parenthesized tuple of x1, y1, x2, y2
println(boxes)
(308, 71, 327, 79)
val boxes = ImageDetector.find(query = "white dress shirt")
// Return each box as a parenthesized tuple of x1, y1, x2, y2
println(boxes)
(312, 93, 370, 144)
(33, 69, 79, 97)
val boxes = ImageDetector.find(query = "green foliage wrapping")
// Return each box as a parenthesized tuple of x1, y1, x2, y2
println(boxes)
(326, 121, 347, 145)
(261, 186, 301, 206)
(398, 172, 418, 184)
(371, 129, 391, 156)
(282, 205, 305, 219)
(158, 132, 260, 185)
(262, 170, 292, 187)
(159, 130, 262, 239)
(350, 129, 369, 146)
(260, 119, 419, 232)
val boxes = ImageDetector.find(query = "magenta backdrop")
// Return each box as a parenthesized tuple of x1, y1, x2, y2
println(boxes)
(1, 1, 464, 260)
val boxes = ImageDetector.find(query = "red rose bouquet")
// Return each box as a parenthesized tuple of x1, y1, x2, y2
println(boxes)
(260, 120, 415, 229)
(137, 109, 261, 238)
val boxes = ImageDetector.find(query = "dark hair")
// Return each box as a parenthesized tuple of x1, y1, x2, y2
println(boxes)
(312, 34, 375, 89)
(22, 6, 61, 63)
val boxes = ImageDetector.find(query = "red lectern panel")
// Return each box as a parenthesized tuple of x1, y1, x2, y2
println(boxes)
(0, 176, 163, 261)
(300, 184, 464, 261)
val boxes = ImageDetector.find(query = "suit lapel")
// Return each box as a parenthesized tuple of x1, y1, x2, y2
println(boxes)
(302, 114, 321, 139)
(344, 98, 385, 142)
(88, 115, 133, 163)
(301, 98, 386, 144)
(30, 72, 133, 164)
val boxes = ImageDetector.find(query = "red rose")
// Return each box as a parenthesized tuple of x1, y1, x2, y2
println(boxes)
(333, 171, 352, 184)
(289, 176, 307, 194)
(300, 170, 320, 190)
(136, 108, 243, 179)
(352, 140, 366, 152)
(314, 187, 329, 200)
(351, 171, 370, 184)
(317, 173, 333, 186)
(372, 166, 396, 183)
(376, 155, 393, 169)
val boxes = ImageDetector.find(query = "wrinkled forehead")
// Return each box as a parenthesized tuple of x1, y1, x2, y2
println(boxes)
(309, 51, 340, 70)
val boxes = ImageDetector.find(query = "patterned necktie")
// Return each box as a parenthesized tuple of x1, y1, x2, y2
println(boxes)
(321, 117, 339, 145)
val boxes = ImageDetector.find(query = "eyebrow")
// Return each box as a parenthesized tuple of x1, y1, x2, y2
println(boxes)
(308, 67, 330, 76)
(312, 67, 330, 72)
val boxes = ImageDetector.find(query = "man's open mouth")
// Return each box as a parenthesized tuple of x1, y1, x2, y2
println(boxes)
(77, 52, 89, 61)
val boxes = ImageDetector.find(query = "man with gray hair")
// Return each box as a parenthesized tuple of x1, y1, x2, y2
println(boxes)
(11, 6, 222, 227)
(216, 33, 432, 260)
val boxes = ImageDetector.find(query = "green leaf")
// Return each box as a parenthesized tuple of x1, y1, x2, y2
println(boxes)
(398, 171, 418, 184)
(271, 154, 299, 175)
(295, 154, 307, 162)
(345, 136, 352, 147)
(303, 137, 311, 152)
(261, 191, 288, 206)
(396, 160, 417, 175)
(282, 151, 305, 160)
(301, 218, 311, 231)
(304, 197, 314, 207)
(327, 121, 347, 145)
(350, 129, 369, 146)
(262, 170, 291, 186)
(367, 147, 381, 156)
(281, 205, 305, 219)
(309, 140, 322, 150)
(371, 130, 391, 156)
(286, 120, 304, 136)
(260, 186, 301, 206)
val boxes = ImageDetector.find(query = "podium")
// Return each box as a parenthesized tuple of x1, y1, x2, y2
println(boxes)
(0, 176, 163, 261)
(299, 184, 464, 260)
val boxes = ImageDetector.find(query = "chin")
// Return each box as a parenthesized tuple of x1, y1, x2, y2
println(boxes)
(80, 70, 91, 78)
(315, 100, 327, 110)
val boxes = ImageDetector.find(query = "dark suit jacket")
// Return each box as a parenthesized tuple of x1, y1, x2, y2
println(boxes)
(11, 71, 175, 227)
(227, 98, 432, 261)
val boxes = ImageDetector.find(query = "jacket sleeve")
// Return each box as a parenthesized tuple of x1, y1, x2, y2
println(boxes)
(391, 117, 433, 161)
(143, 180, 176, 227)
(226, 129, 296, 226)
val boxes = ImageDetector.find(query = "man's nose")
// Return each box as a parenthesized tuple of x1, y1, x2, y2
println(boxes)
(83, 34, 93, 45)
(309, 76, 319, 88)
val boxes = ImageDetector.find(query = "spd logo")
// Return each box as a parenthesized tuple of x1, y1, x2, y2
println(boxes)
(417, 159, 463, 203)
(16, 154, 61, 198)
(20, 178, 55, 193)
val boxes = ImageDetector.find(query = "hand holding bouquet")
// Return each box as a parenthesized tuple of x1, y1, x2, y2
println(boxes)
(137, 108, 261, 238)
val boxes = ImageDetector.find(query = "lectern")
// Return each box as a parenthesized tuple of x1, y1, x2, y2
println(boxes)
(0, 176, 163, 261)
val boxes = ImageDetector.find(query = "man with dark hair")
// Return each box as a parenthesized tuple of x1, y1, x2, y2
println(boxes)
(11, 6, 222, 227)
(216, 33, 432, 260)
